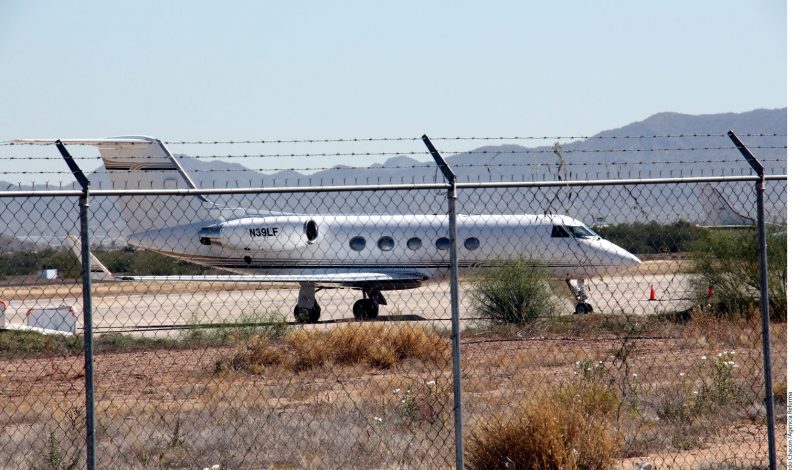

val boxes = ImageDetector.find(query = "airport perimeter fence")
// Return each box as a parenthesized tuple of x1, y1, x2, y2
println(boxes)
(0, 174, 787, 469)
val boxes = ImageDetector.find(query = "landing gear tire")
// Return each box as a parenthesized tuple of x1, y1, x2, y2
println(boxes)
(353, 298, 379, 321)
(574, 302, 593, 315)
(294, 302, 321, 323)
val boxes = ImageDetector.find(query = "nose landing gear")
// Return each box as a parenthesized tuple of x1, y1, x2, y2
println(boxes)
(567, 279, 594, 314)
(293, 282, 322, 323)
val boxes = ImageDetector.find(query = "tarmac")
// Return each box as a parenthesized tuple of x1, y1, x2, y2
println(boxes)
(0, 270, 694, 336)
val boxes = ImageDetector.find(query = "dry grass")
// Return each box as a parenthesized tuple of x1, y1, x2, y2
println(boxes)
(222, 323, 450, 374)
(773, 380, 787, 405)
(1, 313, 785, 468)
(466, 381, 621, 470)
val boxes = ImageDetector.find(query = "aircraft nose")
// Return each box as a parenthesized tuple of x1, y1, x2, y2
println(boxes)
(621, 250, 642, 267)
(596, 239, 641, 271)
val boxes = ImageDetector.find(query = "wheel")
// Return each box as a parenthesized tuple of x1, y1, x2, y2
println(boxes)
(585, 303, 594, 313)
(353, 298, 379, 320)
(294, 302, 321, 323)
(574, 302, 589, 315)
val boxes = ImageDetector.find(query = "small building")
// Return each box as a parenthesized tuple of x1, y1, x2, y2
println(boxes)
(38, 269, 58, 280)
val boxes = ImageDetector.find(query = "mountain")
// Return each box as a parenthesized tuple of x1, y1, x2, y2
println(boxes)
(0, 108, 786, 249)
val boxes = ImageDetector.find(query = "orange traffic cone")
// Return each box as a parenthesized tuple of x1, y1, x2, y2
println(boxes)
(648, 285, 657, 301)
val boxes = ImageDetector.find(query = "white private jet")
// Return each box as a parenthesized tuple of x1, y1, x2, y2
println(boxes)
(12, 136, 641, 322)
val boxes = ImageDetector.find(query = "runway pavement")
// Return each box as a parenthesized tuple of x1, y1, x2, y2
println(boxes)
(1, 271, 694, 335)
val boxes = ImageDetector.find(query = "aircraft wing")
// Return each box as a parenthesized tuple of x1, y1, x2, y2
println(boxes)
(113, 271, 428, 284)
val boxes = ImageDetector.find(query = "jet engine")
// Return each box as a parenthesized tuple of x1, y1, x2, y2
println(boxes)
(198, 217, 319, 252)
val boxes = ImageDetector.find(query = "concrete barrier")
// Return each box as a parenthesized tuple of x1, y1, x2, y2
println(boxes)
(25, 306, 77, 334)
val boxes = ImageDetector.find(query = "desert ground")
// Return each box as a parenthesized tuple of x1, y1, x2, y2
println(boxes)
(0, 258, 786, 468)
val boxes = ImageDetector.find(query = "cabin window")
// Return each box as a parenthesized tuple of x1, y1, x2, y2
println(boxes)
(305, 220, 319, 242)
(435, 237, 450, 250)
(551, 225, 570, 238)
(377, 236, 395, 251)
(464, 237, 480, 250)
(407, 237, 422, 251)
(349, 236, 366, 251)
(565, 225, 598, 239)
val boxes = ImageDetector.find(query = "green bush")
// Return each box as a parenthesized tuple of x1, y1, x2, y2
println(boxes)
(95, 248, 207, 275)
(689, 227, 786, 321)
(0, 248, 81, 278)
(0, 246, 206, 279)
(471, 259, 556, 324)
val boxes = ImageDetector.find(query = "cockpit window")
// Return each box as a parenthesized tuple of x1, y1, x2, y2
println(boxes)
(551, 225, 570, 238)
(565, 225, 599, 239)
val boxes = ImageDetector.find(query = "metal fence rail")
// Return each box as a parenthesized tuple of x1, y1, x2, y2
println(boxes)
(0, 174, 787, 469)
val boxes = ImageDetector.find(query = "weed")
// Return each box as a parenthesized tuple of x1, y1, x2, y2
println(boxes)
(654, 351, 747, 428)
(29, 430, 80, 470)
(700, 351, 744, 408)
(220, 324, 449, 373)
(471, 259, 557, 324)
(558, 367, 621, 417)
(182, 310, 289, 344)
(612, 321, 641, 415)
(228, 335, 286, 374)
(393, 376, 450, 425)
(773, 380, 787, 405)
(151, 415, 193, 468)
(168, 418, 185, 449)
(0, 330, 82, 358)
(467, 387, 620, 469)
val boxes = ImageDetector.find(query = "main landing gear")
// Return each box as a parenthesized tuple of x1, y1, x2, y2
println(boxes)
(567, 279, 594, 315)
(292, 283, 387, 324)
(353, 290, 386, 321)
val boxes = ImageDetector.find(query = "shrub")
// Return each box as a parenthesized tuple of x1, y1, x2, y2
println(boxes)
(689, 227, 786, 320)
(0, 248, 81, 279)
(471, 259, 556, 324)
(467, 384, 620, 469)
(96, 248, 208, 275)
(223, 324, 449, 373)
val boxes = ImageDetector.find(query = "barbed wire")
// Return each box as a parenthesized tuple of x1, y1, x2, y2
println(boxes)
(152, 133, 790, 144)
(0, 133, 785, 146)
(0, 145, 787, 161)
(0, 158, 785, 175)
(160, 133, 785, 144)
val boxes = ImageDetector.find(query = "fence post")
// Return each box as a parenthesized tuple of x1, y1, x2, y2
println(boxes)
(727, 131, 776, 469)
(422, 135, 464, 470)
(55, 141, 96, 470)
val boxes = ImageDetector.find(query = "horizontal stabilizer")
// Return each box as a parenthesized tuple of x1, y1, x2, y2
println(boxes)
(64, 235, 114, 281)
(8, 138, 156, 145)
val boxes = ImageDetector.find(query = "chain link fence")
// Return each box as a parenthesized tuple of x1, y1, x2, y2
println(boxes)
(0, 174, 786, 469)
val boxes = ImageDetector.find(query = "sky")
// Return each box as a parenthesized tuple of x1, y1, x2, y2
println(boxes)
(0, 1, 787, 183)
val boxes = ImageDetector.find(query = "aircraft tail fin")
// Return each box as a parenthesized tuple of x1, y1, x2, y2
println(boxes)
(64, 234, 114, 282)
(10, 137, 217, 232)
(696, 183, 755, 227)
